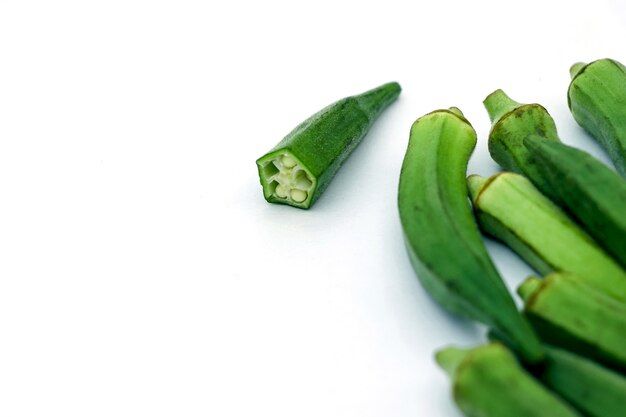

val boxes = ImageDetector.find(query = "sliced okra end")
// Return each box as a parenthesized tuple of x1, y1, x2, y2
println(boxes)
(256, 150, 316, 209)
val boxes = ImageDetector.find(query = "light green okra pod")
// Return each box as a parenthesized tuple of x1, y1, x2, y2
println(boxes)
(436, 343, 580, 417)
(468, 172, 626, 301)
(483, 89, 626, 269)
(568, 58, 626, 177)
(398, 108, 543, 364)
(519, 273, 626, 373)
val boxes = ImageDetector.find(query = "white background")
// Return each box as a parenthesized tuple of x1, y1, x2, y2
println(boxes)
(0, 1, 624, 416)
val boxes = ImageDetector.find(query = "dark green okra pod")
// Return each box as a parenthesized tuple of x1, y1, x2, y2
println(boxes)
(569, 59, 626, 177)
(398, 108, 543, 364)
(484, 90, 626, 269)
(256, 82, 401, 209)
(541, 346, 626, 417)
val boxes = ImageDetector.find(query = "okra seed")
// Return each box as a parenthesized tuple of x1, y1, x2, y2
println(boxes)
(275, 184, 289, 198)
(282, 155, 297, 168)
(268, 155, 314, 201)
(290, 189, 307, 202)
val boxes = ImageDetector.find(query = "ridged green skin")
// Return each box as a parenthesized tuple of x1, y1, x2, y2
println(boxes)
(483, 90, 626, 269)
(518, 273, 626, 373)
(542, 346, 626, 417)
(436, 343, 580, 417)
(398, 108, 544, 364)
(524, 136, 626, 269)
(568, 59, 626, 177)
(468, 172, 626, 301)
(256, 82, 401, 209)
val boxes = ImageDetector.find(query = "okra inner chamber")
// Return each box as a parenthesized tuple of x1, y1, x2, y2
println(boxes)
(259, 152, 315, 204)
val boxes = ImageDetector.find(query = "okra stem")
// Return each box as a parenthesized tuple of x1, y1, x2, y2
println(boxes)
(467, 174, 488, 200)
(257, 82, 401, 209)
(435, 346, 468, 378)
(517, 276, 543, 302)
(484, 89, 522, 123)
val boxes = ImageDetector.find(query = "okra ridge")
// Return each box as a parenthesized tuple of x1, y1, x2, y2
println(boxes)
(419, 107, 472, 127)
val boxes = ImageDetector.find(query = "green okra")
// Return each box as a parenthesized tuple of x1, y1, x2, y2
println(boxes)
(524, 137, 626, 269)
(569, 59, 626, 177)
(256, 82, 401, 209)
(542, 346, 626, 417)
(518, 273, 626, 373)
(486, 330, 626, 417)
(398, 108, 543, 364)
(484, 90, 626, 269)
(484, 89, 559, 180)
(436, 343, 580, 417)
(468, 172, 626, 301)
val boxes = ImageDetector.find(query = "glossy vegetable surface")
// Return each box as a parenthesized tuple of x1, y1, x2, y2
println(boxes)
(568, 58, 626, 177)
(257, 82, 401, 209)
(398, 108, 543, 364)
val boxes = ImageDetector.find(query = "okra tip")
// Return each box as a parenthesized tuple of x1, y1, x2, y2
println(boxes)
(355, 81, 402, 118)
(483, 89, 521, 124)
(517, 276, 543, 302)
(569, 62, 587, 79)
(435, 346, 470, 377)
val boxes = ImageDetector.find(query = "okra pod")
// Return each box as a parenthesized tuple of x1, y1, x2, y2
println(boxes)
(436, 343, 580, 417)
(468, 172, 626, 301)
(256, 82, 401, 209)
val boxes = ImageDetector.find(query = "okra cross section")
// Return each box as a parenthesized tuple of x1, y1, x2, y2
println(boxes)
(257, 152, 315, 205)
(256, 82, 401, 209)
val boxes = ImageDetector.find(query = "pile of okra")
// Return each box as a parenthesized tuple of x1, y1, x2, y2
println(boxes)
(256, 58, 626, 417)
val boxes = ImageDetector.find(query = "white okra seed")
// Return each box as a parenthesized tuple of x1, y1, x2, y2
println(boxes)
(290, 189, 307, 203)
(275, 184, 289, 198)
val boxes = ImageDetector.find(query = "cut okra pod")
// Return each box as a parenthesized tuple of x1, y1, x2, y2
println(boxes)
(484, 89, 560, 180)
(256, 82, 401, 209)
(518, 273, 626, 373)
(468, 172, 626, 302)
(436, 343, 580, 417)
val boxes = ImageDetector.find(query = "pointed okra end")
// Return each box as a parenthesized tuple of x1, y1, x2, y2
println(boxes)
(256, 151, 317, 208)
(467, 174, 488, 203)
(435, 346, 471, 378)
(355, 81, 402, 120)
(517, 276, 543, 303)
(483, 89, 522, 125)
(569, 62, 587, 79)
